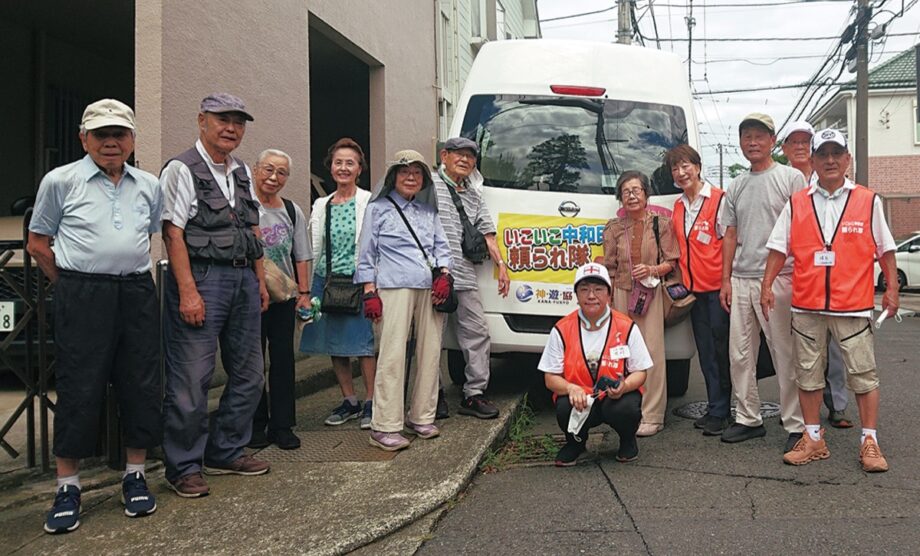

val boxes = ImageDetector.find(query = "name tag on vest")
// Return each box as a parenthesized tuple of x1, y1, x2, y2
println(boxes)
(696, 231, 712, 245)
(814, 250, 836, 267)
(609, 345, 630, 360)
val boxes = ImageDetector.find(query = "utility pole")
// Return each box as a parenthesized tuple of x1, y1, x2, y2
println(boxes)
(617, 0, 632, 44)
(855, 0, 869, 185)
(718, 143, 724, 188)
(685, 0, 695, 84)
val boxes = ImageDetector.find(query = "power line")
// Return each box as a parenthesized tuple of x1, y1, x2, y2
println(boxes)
(540, 6, 616, 22)
(652, 31, 919, 41)
(638, 0, 855, 6)
(696, 81, 817, 94)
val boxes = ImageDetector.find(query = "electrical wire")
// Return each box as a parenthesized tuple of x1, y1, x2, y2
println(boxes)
(540, 6, 617, 22)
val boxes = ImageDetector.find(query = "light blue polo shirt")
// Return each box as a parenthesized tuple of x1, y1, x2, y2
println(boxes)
(29, 154, 163, 275)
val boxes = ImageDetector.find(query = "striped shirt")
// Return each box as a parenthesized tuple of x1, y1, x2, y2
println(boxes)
(433, 167, 496, 291)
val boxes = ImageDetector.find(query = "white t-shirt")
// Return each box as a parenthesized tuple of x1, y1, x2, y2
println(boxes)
(538, 316, 654, 375)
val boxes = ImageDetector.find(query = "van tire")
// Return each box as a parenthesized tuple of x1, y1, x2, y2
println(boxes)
(447, 349, 466, 386)
(666, 359, 691, 397)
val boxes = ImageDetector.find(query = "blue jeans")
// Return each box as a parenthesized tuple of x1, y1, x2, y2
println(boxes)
(162, 263, 264, 482)
(690, 291, 731, 419)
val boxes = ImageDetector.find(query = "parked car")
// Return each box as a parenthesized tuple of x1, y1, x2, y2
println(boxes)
(444, 39, 698, 395)
(874, 231, 920, 291)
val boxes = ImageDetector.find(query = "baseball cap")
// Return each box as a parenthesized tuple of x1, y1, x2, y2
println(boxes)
(739, 113, 776, 134)
(812, 128, 848, 152)
(573, 262, 611, 291)
(782, 120, 815, 142)
(200, 92, 254, 121)
(443, 137, 479, 154)
(81, 99, 136, 131)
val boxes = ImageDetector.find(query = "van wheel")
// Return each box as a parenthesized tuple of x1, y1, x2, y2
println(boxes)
(447, 349, 466, 386)
(666, 359, 691, 397)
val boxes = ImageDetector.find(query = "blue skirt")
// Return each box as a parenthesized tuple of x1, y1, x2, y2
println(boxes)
(299, 273, 375, 357)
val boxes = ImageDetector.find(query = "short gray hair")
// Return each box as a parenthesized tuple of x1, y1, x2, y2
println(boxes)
(256, 148, 292, 170)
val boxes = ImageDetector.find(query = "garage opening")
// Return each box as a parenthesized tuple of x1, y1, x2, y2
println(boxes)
(0, 0, 134, 217)
(308, 21, 371, 202)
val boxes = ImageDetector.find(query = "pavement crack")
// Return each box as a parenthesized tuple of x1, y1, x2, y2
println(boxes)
(743, 479, 756, 521)
(597, 462, 653, 556)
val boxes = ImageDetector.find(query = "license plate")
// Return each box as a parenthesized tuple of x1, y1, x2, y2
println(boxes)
(0, 301, 14, 332)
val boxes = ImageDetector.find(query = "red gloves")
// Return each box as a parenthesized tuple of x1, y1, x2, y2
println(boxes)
(431, 272, 453, 299)
(364, 292, 382, 320)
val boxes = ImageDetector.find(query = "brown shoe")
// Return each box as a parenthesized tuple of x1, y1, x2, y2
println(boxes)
(203, 454, 270, 476)
(167, 472, 210, 498)
(859, 436, 889, 473)
(783, 430, 830, 465)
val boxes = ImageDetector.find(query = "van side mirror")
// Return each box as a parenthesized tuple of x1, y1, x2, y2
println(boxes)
(909, 244, 920, 253)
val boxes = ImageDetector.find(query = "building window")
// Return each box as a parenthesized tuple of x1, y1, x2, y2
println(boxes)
(496, 1, 508, 40)
(472, 0, 483, 38)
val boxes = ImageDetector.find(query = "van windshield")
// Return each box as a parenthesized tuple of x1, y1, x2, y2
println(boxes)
(459, 95, 689, 196)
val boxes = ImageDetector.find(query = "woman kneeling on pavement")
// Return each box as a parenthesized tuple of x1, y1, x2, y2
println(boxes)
(539, 263, 651, 466)
(355, 150, 453, 451)
(603, 170, 680, 437)
(300, 138, 377, 429)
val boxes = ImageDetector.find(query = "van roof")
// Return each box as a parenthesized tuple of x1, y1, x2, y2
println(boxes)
(459, 39, 692, 107)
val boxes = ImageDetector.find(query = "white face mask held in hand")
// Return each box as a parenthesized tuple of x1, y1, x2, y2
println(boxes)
(568, 395, 596, 442)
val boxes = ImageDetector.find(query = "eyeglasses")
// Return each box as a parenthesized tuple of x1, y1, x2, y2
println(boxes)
(448, 151, 476, 160)
(397, 167, 424, 178)
(576, 285, 609, 297)
(258, 165, 289, 179)
(621, 188, 645, 199)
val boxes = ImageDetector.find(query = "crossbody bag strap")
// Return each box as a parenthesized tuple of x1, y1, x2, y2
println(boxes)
(444, 183, 475, 229)
(325, 200, 333, 277)
(385, 196, 433, 267)
(652, 215, 661, 265)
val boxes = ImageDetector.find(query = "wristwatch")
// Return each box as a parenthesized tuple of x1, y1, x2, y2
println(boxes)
(298, 290, 310, 295)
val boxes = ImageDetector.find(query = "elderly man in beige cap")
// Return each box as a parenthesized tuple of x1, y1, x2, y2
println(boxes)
(28, 99, 163, 534)
(719, 113, 807, 455)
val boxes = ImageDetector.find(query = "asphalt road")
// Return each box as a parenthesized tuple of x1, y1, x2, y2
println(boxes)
(418, 316, 920, 555)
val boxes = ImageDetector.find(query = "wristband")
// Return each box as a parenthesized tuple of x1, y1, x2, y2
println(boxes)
(298, 290, 310, 295)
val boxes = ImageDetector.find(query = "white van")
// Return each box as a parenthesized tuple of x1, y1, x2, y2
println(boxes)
(444, 39, 699, 395)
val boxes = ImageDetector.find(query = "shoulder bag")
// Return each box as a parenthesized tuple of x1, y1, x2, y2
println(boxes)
(653, 216, 695, 327)
(386, 197, 458, 313)
(444, 184, 489, 263)
(320, 200, 362, 314)
(625, 218, 655, 316)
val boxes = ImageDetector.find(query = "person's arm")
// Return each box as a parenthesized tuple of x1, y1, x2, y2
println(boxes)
(484, 232, 510, 297)
(252, 224, 269, 312)
(544, 373, 590, 411)
(26, 232, 59, 283)
(602, 220, 619, 285)
(720, 226, 738, 312)
(879, 250, 900, 317)
(653, 217, 680, 278)
(760, 249, 786, 322)
(163, 221, 205, 326)
(354, 203, 379, 294)
(295, 260, 311, 311)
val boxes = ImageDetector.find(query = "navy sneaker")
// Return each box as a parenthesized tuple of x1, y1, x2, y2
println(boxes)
(324, 399, 362, 426)
(122, 472, 157, 517)
(44, 485, 81, 534)
(360, 400, 373, 430)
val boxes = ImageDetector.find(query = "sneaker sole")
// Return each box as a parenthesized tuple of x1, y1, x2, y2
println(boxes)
(369, 437, 410, 451)
(360, 420, 372, 430)
(324, 412, 361, 426)
(615, 454, 639, 463)
(121, 494, 157, 518)
(202, 466, 269, 476)
(44, 519, 80, 534)
(458, 407, 499, 420)
(166, 481, 209, 498)
(783, 450, 830, 465)
(720, 428, 767, 443)
(405, 428, 440, 439)
(554, 459, 578, 467)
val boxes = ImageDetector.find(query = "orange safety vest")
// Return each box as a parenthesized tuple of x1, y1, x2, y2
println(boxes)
(553, 309, 641, 401)
(672, 187, 725, 293)
(789, 184, 876, 312)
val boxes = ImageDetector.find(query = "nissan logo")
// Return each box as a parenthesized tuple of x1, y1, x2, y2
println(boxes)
(558, 201, 581, 217)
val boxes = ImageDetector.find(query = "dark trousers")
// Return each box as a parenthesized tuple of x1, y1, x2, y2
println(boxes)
(162, 264, 264, 482)
(554, 391, 642, 443)
(690, 291, 732, 419)
(254, 299, 297, 433)
(53, 270, 161, 459)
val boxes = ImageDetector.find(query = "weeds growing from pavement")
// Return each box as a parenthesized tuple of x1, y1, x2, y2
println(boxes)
(480, 394, 559, 473)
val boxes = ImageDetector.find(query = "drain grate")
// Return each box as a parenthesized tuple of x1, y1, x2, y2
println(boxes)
(673, 400, 781, 420)
(255, 430, 397, 463)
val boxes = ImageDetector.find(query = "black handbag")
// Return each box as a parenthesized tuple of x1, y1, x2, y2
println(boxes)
(386, 197, 458, 314)
(444, 183, 488, 263)
(320, 201, 362, 314)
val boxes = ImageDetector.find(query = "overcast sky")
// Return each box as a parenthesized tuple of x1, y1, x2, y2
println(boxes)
(537, 0, 920, 176)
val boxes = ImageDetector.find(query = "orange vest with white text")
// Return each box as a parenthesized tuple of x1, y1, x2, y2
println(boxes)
(554, 309, 640, 401)
(672, 187, 725, 293)
(788, 185, 876, 312)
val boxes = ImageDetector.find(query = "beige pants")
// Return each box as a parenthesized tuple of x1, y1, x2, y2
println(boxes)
(613, 284, 666, 425)
(728, 275, 803, 432)
(791, 312, 878, 394)
(371, 288, 444, 433)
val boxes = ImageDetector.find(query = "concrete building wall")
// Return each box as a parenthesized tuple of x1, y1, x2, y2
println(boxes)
(135, 0, 437, 212)
(867, 92, 920, 157)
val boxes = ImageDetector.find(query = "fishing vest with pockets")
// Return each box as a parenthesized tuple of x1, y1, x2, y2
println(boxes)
(170, 148, 263, 262)
(789, 184, 876, 312)
(553, 309, 641, 402)
(672, 187, 724, 293)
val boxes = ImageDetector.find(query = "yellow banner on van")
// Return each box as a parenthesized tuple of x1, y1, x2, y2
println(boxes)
(497, 213, 608, 285)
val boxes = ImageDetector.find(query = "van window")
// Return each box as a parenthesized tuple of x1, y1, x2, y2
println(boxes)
(460, 94, 688, 196)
